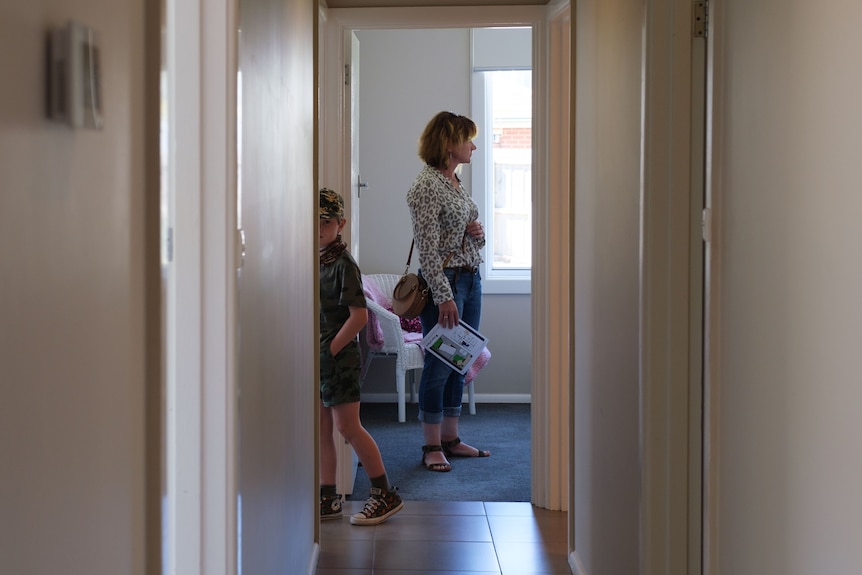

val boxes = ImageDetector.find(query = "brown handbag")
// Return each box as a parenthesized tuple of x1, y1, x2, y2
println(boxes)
(391, 240, 430, 319)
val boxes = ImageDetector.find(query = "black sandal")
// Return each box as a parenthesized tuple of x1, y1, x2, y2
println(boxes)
(421, 445, 452, 472)
(441, 437, 490, 458)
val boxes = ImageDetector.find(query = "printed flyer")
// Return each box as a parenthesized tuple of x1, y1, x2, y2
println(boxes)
(420, 320, 488, 375)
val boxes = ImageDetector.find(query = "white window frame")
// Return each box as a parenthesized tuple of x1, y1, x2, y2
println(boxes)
(471, 65, 532, 295)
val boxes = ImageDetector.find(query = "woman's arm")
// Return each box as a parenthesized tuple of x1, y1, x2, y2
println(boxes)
(408, 175, 454, 306)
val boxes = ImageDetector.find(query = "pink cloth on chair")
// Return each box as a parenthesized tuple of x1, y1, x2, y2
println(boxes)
(361, 275, 390, 348)
(467, 346, 491, 384)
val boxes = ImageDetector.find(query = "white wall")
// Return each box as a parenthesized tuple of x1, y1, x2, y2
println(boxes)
(572, 0, 642, 572)
(352, 27, 532, 400)
(0, 1, 149, 574)
(715, 1, 862, 572)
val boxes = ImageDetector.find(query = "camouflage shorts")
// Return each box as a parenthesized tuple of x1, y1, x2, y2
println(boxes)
(320, 340, 362, 407)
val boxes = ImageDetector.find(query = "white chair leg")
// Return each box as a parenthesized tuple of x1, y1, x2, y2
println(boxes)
(396, 370, 406, 423)
(360, 352, 374, 386)
(468, 381, 476, 415)
(408, 370, 417, 404)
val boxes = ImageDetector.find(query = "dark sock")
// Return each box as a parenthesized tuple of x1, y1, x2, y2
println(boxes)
(320, 484, 338, 498)
(369, 473, 391, 492)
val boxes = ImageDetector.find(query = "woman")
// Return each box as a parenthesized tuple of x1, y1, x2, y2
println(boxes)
(407, 111, 490, 472)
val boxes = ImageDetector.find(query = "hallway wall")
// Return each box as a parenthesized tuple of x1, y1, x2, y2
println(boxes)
(715, 1, 862, 572)
(0, 1, 148, 573)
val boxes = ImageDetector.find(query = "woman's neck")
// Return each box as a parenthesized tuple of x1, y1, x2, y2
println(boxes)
(437, 165, 459, 187)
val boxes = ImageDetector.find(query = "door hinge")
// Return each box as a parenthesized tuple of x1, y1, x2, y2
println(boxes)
(236, 228, 246, 271)
(166, 226, 174, 262)
(702, 208, 712, 243)
(344, 64, 350, 86)
(357, 173, 368, 198)
(693, 1, 709, 38)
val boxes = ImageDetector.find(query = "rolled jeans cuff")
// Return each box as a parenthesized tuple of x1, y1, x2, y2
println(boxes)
(417, 409, 442, 424)
(417, 405, 462, 424)
(444, 405, 463, 418)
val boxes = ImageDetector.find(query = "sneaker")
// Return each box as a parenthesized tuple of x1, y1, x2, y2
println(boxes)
(349, 487, 404, 526)
(320, 493, 343, 520)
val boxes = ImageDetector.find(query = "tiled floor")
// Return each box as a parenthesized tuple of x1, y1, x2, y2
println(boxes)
(317, 500, 571, 575)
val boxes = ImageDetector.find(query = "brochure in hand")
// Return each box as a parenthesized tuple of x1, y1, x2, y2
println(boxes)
(419, 320, 488, 376)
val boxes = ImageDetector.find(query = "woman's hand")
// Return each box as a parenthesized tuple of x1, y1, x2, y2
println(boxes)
(466, 220, 484, 240)
(438, 300, 459, 329)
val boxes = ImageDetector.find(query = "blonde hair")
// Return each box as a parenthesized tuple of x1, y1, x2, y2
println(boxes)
(417, 111, 478, 170)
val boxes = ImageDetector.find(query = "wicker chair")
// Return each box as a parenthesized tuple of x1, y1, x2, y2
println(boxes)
(360, 274, 424, 422)
(361, 273, 477, 422)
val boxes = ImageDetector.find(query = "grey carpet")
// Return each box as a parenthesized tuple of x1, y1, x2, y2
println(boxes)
(349, 402, 531, 502)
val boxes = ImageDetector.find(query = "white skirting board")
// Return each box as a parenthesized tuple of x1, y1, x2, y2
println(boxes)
(308, 543, 320, 575)
(335, 427, 358, 496)
(359, 393, 532, 404)
(569, 550, 587, 575)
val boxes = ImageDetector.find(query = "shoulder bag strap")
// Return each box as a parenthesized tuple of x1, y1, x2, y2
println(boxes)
(406, 238, 459, 272)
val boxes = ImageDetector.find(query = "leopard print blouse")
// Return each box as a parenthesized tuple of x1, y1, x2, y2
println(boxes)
(406, 164, 485, 305)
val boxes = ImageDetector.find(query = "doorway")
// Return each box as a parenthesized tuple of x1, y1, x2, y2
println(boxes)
(320, 4, 566, 509)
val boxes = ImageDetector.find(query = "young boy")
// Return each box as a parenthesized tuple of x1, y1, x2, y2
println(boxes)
(318, 188, 404, 525)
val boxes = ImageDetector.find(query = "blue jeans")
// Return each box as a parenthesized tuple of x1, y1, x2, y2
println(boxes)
(416, 268, 482, 423)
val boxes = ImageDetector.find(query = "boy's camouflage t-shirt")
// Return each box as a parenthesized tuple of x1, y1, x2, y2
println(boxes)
(319, 250, 366, 350)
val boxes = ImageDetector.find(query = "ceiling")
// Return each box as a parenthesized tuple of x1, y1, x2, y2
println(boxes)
(325, 0, 550, 8)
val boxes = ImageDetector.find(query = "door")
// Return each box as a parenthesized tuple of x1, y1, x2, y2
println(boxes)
(348, 31, 362, 258)
(639, 0, 709, 573)
(237, 0, 318, 571)
(333, 31, 362, 496)
(689, 6, 708, 572)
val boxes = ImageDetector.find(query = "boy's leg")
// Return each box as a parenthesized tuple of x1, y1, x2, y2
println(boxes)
(331, 401, 386, 480)
(325, 343, 403, 525)
(330, 402, 403, 525)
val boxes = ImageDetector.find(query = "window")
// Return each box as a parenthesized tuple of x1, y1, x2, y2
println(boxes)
(471, 28, 532, 294)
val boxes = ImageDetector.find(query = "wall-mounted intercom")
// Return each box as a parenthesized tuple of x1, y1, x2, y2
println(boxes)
(48, 21, 103, 130)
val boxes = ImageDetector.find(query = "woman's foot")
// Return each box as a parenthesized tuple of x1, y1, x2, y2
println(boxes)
(421, 445, 452, 472)
(441, 437, 490, 458)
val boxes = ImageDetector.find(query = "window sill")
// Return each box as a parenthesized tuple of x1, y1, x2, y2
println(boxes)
(482, 276, 531, 295)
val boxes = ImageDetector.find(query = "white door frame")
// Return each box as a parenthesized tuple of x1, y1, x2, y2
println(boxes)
(639, 0, 706, 573)
(163, 0, 239, 574)
(320, 3, 569, 512)
(702, 1, 722, 573)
